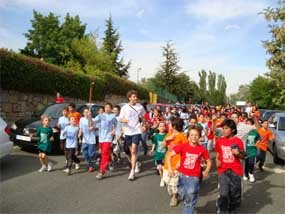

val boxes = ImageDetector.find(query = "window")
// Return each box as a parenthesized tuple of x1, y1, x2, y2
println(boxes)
(278, 117, 285, 131)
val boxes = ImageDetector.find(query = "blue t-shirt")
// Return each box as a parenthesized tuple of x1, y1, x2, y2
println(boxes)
(79, 117, 96, 144)
(64, 125, 79, 148)
(94, 113, 117, 143)
(58, 116, 69, 140)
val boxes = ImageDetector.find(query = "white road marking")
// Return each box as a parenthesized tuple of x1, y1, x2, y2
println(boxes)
(263, 166, 285, 174)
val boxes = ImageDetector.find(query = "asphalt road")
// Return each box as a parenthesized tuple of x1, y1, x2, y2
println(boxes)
(1, 147, 285, 214)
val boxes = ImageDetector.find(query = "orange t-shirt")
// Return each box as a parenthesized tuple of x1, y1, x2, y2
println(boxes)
(68, 112, 81, 125)
(164, 132, 187, 170)
(256, 128, 273, 151)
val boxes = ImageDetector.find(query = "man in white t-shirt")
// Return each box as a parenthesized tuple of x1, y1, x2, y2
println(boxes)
(245, 102, 252, 118)
(119, 90, 145, 180)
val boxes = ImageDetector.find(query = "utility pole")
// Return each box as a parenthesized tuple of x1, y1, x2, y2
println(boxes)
(137, 67, 141, 84)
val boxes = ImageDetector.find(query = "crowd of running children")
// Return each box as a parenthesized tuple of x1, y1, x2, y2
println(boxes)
(36, 91, 274, 214)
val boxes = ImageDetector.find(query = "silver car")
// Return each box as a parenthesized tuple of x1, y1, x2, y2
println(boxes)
(0, 117, 13, 159)
(268, 112, 285, 164)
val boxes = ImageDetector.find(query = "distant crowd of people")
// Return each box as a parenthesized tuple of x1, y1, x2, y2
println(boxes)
(37, 90, 274, 214)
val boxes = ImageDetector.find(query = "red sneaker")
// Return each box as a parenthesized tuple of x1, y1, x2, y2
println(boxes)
(88, 167, 94, 173)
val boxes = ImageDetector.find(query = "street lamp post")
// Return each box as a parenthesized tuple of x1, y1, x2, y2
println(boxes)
(88, 81, 95, 127)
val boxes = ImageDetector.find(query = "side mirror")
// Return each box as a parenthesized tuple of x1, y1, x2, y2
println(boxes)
(269, 123, 275, 128)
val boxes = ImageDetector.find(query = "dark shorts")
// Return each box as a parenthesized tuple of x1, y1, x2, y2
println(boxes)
(155, 160, 164, 165)
(124, 134, 141, 147)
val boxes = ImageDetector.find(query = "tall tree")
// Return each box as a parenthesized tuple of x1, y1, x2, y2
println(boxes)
(21, 10, 86, 65)
(21, 11, 62, 64)
(263, 3, 285, 108)
(66, 33, 113, 74)
(60, 13, 86, 63)
(198, 70, 207, 102)
(216, 74, 227, 105)
(249, 75, 278, 109)
(175, 73, 200, 103)
(102, 15, 130, 77)
(207, 71, 217, 104)
(156, 41, 180, 94)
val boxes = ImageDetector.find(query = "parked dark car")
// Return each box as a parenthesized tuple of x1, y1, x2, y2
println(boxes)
(10, 103, 100, 154)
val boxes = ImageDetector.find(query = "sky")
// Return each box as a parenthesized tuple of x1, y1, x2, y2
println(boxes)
(0, 0, 278, 95)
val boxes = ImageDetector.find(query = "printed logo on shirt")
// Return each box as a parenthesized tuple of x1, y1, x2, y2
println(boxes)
(247, 135, 256, 147)
(157, 141, 166, 153)
(40, 133, 48, 144)
(221, 145, 235, 163)
(183, 153, 199, 169)
(66, 131, 76, 140)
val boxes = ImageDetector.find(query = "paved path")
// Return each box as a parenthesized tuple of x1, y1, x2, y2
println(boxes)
(1, 147, 285, 213)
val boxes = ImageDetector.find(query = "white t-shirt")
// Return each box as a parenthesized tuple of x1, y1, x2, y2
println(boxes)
(119, 103, 145, 136)
(58, 116, 70, 140)
(245, 106, 252, 116)
(237, 123, 256, 143)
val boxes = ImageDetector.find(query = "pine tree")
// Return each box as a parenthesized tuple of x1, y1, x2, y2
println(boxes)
(102, 15, 130, 77)
(157, 41, 180, 92)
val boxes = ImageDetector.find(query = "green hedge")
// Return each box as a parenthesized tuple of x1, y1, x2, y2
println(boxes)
(0, 49, 149, 101)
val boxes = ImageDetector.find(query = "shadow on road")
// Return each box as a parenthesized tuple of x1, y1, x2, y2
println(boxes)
(196, 169, 280, 213)
(1, 152, 57, 182)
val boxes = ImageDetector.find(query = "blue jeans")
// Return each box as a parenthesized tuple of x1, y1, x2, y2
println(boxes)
(82, 143, 95, 168)
(178, 174, 200, 214)
(141, 131, 148, 154)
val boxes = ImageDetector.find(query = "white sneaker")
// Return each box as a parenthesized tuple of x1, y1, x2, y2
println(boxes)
(47, 163, 52, 172)
(38, 165, 47, 172)
(128, 170, 135, 181)
(135, 162, 141, 174)
(63, 168, 70, 173)
(249, 173, 255, 183)
(75, 163, 80, 170)
(160, 178, 165, 187)
(243, 176, 248, 181)
(63, 168, 71, 175)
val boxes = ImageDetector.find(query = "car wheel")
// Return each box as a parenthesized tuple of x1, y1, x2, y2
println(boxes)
(272, 143, 285, 165)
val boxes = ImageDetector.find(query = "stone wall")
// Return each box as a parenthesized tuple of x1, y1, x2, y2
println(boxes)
(0, 90, 127, 125)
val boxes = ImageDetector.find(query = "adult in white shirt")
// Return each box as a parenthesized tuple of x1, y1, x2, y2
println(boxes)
(245, 103, 252, 118)
(119, 90, 145, 180)
(231, 112, 256, 143)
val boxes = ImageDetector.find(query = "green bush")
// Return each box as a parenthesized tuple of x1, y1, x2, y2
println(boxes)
(0, 49, 149, 101)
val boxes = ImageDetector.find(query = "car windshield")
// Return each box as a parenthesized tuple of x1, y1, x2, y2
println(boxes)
(278, 117, 285, 131)
(42, 104, 68, 119)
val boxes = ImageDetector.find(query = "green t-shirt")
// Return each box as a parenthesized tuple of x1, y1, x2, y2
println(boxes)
(246, 130, 261, 158)
(37, 126, 53, 153)
(151, 133, 167, 161)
